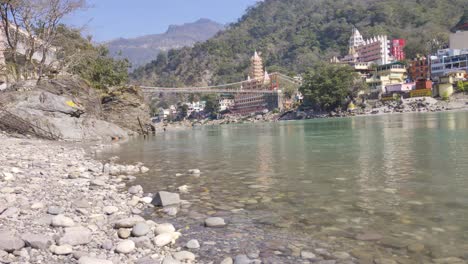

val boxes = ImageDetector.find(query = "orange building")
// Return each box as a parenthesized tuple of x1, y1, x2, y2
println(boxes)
(409, 56, 430, 81)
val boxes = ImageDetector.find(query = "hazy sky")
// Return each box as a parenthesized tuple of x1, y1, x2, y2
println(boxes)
(64, 0, 259, 42)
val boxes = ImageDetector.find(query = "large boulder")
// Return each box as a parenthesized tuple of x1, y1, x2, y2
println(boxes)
(58, 226, 92, 246)
(0, 230, 25, 252)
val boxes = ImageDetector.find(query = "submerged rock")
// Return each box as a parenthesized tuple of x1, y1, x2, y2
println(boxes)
(205, 217, 226, 227)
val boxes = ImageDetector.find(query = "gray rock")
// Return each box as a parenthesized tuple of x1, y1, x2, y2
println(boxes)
(30, 202, 44, 210)
(137, 256, 159, 264)
(21, 233, 53, 249)
(115, 240, 135, 254)
(154, 233, 173, 247)
(162, 206, 178, 216)
(355, 232, 382, 241)
(220, 257, 234, 264)
(50, 244, 73, 255)
(128, 185, 143, 194)
(186, 239, 200, 249)
(162, 256, 181, 264)
(0, 231, 25, 252)
(101, 240, 113, 250)
(0, 207, 19, 217)
(73, 200, 90, 208)
(205, 217, 226, 227)
(58, 226, 92, 246)
(114, 216, 145, 228)
(151, 191, 180, 207)
(155, 223, 176, 235)
(174, 251, 196, 261)
(78, 256, 113, 264)
(301, 251, 316, 259)
(130, 236, 152, 249)
(90, 179, 106, 187)
(47, 206, 62, 215)
(131, 222, 150, 237)
(234, 254, 251, 264)
(103, 206, 118, 215)
(51, 215, 75, 227)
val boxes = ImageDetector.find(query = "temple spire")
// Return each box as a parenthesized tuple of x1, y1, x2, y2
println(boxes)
(250, 50, 264, 80)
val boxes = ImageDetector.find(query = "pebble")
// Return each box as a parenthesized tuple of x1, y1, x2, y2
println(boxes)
(332, 251, 351, 259)
(50, 244, 73, 255)
(78, 256, 113, 264)
(186, 239, 200, 249)
(118, 229, 131, 239)
(58, 226, 92, 246)
(51, 214, 75, 227)
(205, 217, 226, 227)
(163, 255, 182, 264)
(155, 223, 176, 235)
(234, 254, 251, 264)
(220, 257, 234, 264)
(173, 251, 196, 261)
(132, 222, 150, 237)
(115, 240, 136, 254)
(103, 205, 118, 215)
(154, 233, 174, 247)
(114, 216, 145, 228)
(301, 251, 316, 259)
(408, 243, 425, 253)
(188, 169, 201, 174)
(30, 202, 44, 209)
(128, 185, 143, 194)
(21, 233, 53, 249)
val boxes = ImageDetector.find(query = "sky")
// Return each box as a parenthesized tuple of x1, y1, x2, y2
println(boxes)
(64, 0, 259, 43)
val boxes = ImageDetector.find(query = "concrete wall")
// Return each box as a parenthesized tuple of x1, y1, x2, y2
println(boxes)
(450, 31, 468, 50)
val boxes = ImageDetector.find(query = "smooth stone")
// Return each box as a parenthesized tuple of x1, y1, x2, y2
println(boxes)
(129, 236, 152, 249)
(114, 216, 145, 228)
(59, 226, 92, 246)
(0, 231, 25, 252)
(220, 257, 234, 264)
(50, 244, 73, 255)
(136, 256, 159, 264)
(21, 233, 53, 249)
(140, 197, 152, 204)
(90, 179, 106, 186)
(1, 207, 19, 217)
(151, 191, 180, 207)
(234, 254, 251, 264)
(155, 223, 176, 235)
(78, 256, 113, 264)
(132, 222, 150, 237)
(140, 166, 150, 173)
(103, 206, 118, 215)
(163, 206, 178, 216)
(301, 251, 316, 259)
(332, 251, 351, 259)
(30, 202, 44, 210)
(132, 208, 142, 214)
(118, 229, 131, 239)
(115, 240, 135, 254)
(188, 169, 201, 174)
(163, 256, 181, 264)
(73, 200, 90, 208)
(128, 185, 143, 194)
(205, 217, 226, 227)
(102, 240, 113, 250)
(51, 215, 75, 227)
(174, 251, 196, 261)
(186, 239, 200, 249)
(154, 233, 173, 247)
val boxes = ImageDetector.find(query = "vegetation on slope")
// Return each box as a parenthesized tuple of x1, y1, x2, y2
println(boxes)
(131, 0, 467, 87)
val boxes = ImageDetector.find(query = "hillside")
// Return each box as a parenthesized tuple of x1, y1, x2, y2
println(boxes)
(131, 0, 467, 87)
(106, 19, 224, 70)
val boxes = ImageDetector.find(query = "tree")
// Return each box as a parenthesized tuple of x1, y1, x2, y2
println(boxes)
(202, 94, 219, 117)
(299, 63, 363, 111)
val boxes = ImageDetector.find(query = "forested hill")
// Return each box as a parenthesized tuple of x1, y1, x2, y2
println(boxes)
(131, 0, 467, 87)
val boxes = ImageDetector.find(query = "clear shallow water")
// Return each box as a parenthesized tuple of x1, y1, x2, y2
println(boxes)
(99, 111, 468, 262)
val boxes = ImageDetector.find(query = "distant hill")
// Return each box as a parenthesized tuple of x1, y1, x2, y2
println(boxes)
(131, 0, 467, 87)
(106, 19, 224, 69)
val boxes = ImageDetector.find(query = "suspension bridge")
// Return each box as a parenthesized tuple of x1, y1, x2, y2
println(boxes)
(140, 73, 302, 95)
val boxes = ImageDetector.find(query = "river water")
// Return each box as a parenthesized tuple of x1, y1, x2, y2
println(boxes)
(98, 111, 468, 263)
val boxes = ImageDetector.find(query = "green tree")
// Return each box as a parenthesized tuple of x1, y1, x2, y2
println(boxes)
(202, 94, 219, 117)
(299, 63, 363, 111)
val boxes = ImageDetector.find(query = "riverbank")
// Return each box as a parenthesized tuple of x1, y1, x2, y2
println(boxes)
(0, 134, 200, 264)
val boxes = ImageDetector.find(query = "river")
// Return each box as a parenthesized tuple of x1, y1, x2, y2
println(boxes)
(98, 111, 468, 263)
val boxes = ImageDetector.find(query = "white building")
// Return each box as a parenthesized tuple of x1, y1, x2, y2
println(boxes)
(340, 27, 393, 65)
(219, 98, 235, 111)
(430, 49, 468, 80)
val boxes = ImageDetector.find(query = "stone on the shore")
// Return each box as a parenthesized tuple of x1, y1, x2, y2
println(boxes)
(234, 254, 251, 264)
(355, 232, 382, 241)
(115, 240, 135, 254)
(114, 216, 145, 228)
(30, 202, 44, 210)
(103, 206, 118, 215)
(221, 257, 234, 264)
(1, 207, 19, 217)
(151, 191, 180, 207)
(163, 256, 182, 264)
(186, 239, 200, 249)
(128, 185, 143, 194)
(205, 217, 226, 227)
(51, 215, 75, 227)
(301, 251, 316, 259)
(101, 240, 113, 250)
(21, 233, 53, 249)
(140, 197, 153, 204)
(155, 223, 176, 235)
(174, 251, 196, 261)
(162, 206, 178, 216)
(118, 228, 131, 239)
(130, 236, 152, 249)
(407, 243, 425, 253)
(90, 179, 106, 187)
(140, 166, 150, 173)
(48, 206, 62, 216)
(332, 251, 351, 259)
(154, 233, 174, 247)
(58, 226, 92, 246)
(50, 244, 73, 255)
(132, 222, 150, 237)
(78, 256, 113, 264)
(0, 231, 25, 252)
(374, 259, 397, 264)
(188, 169, 201, 174)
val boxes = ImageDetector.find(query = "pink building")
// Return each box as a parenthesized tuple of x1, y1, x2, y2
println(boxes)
(385, 82, 415, 93)
(391, 39, 406, 61)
